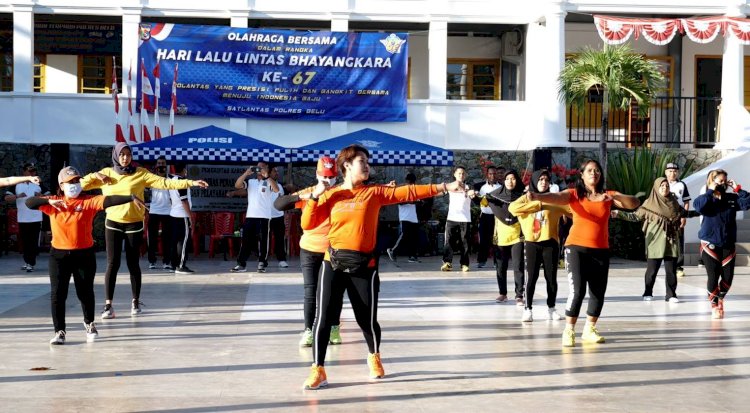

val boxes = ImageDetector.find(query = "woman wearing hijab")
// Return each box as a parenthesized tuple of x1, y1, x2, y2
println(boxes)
(486, 170, 525, 305)
(81, 143, 209, 319)
(612, 177, 687, 302)
(509, 170, 571, 322)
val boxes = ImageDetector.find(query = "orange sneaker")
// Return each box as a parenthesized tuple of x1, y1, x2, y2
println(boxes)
(367, 353, 385, 379)
(303, 364, 328, 390)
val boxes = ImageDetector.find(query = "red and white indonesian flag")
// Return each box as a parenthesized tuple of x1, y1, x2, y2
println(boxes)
(152, 59, 162, 139)
(112, 57, 125, 143)
(140, 59, 152, 142)
(126, 62, 138, 143)
(169, 63, 178, 136)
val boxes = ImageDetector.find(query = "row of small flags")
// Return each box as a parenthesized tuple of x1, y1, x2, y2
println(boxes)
(113, 57, 178, 143)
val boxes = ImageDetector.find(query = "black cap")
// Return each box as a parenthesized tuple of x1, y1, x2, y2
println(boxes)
(23, 162, 36, 171)
(665, 163, 679, 170)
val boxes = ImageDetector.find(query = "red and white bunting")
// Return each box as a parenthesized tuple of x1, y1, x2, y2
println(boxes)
(126, 62, 137, 143)
(112, 56, 125, 143)
(595, 15, 750, 46)
(169, 63, 178, 136)
(152, 59, 162, 139)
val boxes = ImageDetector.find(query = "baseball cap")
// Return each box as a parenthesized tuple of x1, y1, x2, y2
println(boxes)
(665, 163, 679, 170)
(316, 156, 337, 178)
(58, 166, 81, 184)
(23, 162, 37, 171)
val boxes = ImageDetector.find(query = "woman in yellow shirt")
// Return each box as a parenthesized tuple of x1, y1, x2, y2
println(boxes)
(81, 143, 208, 319)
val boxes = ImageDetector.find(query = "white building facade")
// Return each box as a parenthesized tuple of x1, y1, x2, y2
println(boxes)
(0, 0, 748, 152)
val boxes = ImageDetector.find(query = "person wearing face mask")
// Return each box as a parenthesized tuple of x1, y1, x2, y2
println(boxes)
(693, 169, 750, 319)
(146, 156, 173, 271)
(273, 156, 344, 348)
(441, 166, 477, 273)
(230, 161, 279, 273)
(509, 170, 571, 322)
(300, 144, 463, 390)
(612, 177, 693, 303)
(25, 166, 144, 345)
(486, 170, 525, 305)
(81, 143, 209, 319)
(4, 162, 50, 272)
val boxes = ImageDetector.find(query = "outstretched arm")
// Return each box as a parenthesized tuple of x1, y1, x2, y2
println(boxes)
(528, 189, 573, 205)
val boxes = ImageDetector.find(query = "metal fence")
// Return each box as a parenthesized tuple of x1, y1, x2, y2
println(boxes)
(567, 96, 721, 147)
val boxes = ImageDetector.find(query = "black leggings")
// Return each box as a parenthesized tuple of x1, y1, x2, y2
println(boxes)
(300, 248, 342, 330)
(701, 242, 736, 305)
(496, 242, 524, 297)
(104, 219, 144, 302)
(313, 260, 380, 366)
(49, 247, 96, 332)
(170, 216, 191, 269)
(20, 221, 41, 266)
(643, 257, 677, 299)
(390, 221, 419, 258)
(237, 217, 270, 267)
(270, 216, 287, 261)
(564, 246, 609, 318)
(147, 213, 171, 265)
(524, 239, 559, 309)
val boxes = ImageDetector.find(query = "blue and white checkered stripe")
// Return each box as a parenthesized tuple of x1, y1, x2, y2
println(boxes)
(293, 150, 453, 166)
(132, 147, 289, 163)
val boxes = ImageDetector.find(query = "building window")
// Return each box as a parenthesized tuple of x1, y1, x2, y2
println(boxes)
(78, 55, 120, 94)
(34, 54, 45, 92)
(0, 52, 11, 91)
(447, 59, 499, 100)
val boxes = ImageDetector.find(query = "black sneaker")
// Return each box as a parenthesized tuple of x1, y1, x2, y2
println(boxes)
(175, 266, 195, 274)
(26, 265, 34, 273)
(257, 262, 267, 273)
(148, 262, 157, 270)
(407, 257, 420, 263)
(230, 265, 246, 273)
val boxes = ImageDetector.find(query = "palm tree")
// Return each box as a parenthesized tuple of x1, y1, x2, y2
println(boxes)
(558, 44, 665, 177)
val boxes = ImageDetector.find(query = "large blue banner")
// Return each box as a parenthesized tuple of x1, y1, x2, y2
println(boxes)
(137, 23, 408, 122)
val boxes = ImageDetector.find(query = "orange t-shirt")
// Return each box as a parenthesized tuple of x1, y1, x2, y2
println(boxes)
(302, 184, 439, 255)
(294, 186, 331, 254)
(39, 195, 106, 250)
(565, 190, 616, 249)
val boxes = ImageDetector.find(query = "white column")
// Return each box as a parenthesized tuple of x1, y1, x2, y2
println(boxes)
(427, 20, 448, 148)
(715, 1, 746, 149)
(121, 10, 141, 90)
(229, 13, 249, 135)
(12, 6, 34, 142)
(537, 2, 570, 148)
(330, 18, 349, 138)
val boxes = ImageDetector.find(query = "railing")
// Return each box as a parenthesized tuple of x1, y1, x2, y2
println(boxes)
(567, 96, 722, 147)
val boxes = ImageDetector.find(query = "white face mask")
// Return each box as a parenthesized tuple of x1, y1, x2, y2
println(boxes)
(62, 182, 82, 198)
(320, 177, 336, 186)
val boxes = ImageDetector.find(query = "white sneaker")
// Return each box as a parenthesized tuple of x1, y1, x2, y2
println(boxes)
(521, 309, 533, 322)
(668, 297, 680, 303)
(84, 322, 98, 342)
(230, 265, 246, 273)
(131, 299, 143, 316)
(279, 261, 289, 268)
(548, 307, 562, 321)
(49, 330, 66, 345)
(643, 296, 653, 301)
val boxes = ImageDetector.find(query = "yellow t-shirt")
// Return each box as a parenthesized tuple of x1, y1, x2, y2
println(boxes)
(81, 167, 193, 224)
(508, 195, 571, 243)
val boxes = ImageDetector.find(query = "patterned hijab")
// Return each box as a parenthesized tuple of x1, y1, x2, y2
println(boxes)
(635, 177, 683, 241)
(112, 142, 136, 175)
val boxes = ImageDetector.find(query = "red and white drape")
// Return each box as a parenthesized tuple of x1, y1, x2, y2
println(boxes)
(595, 15, 750, 46)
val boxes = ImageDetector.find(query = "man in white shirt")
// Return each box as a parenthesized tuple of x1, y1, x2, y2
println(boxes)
(473, 165, 502, 268)
(146, 156, 172, 270)
(268, 166, 288, 268)
(4, 163, 48, 272)
(386, 173, 421, 263)
(665, 162, 691, 277)
(442, 166, 476, 272)
(168, 163, 194, 274)
(230, 161, 279, 273)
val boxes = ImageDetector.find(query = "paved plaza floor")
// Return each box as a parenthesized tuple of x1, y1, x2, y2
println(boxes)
(1, 252, 750, 412)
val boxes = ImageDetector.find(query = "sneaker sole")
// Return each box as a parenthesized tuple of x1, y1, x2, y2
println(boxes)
(303, 380, 328, 390)
(329, 340, 342, 345)
(369, 373, 385, 379)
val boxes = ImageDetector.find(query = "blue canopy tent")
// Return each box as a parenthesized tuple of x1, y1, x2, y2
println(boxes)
(131, 125, 289, 164)
(293, 128, 453, 166)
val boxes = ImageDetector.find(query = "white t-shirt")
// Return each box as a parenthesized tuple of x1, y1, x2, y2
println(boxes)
(398, 203, 418, 223)
(244, 178, 275, 219)
(668, 180, 691, 207)
(169, 176, 192, 218)
(149, 188, 172, 215)
(270, 185, 285, 219)
(478, 182, 502, 214)
(7, 182, 43, 223)
(447, 191, 472, 222)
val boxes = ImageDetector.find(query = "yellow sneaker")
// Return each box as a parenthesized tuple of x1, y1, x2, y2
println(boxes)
(367, 352, 385, 379)
(461, 265, 470, 273)
(581, 323, 605, 343)
(303, 364, 328, 390)
(441, 262, 452, 272)
(562, 328, 575, 347)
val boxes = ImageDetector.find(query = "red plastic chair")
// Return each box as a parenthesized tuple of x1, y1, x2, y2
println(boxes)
(209, 212, 237, 258)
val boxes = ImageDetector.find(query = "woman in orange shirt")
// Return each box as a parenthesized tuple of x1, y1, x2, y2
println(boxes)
(529, 159, 639, 347)
(26, 166, 142, 345)
(300, 144, 462, 390)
